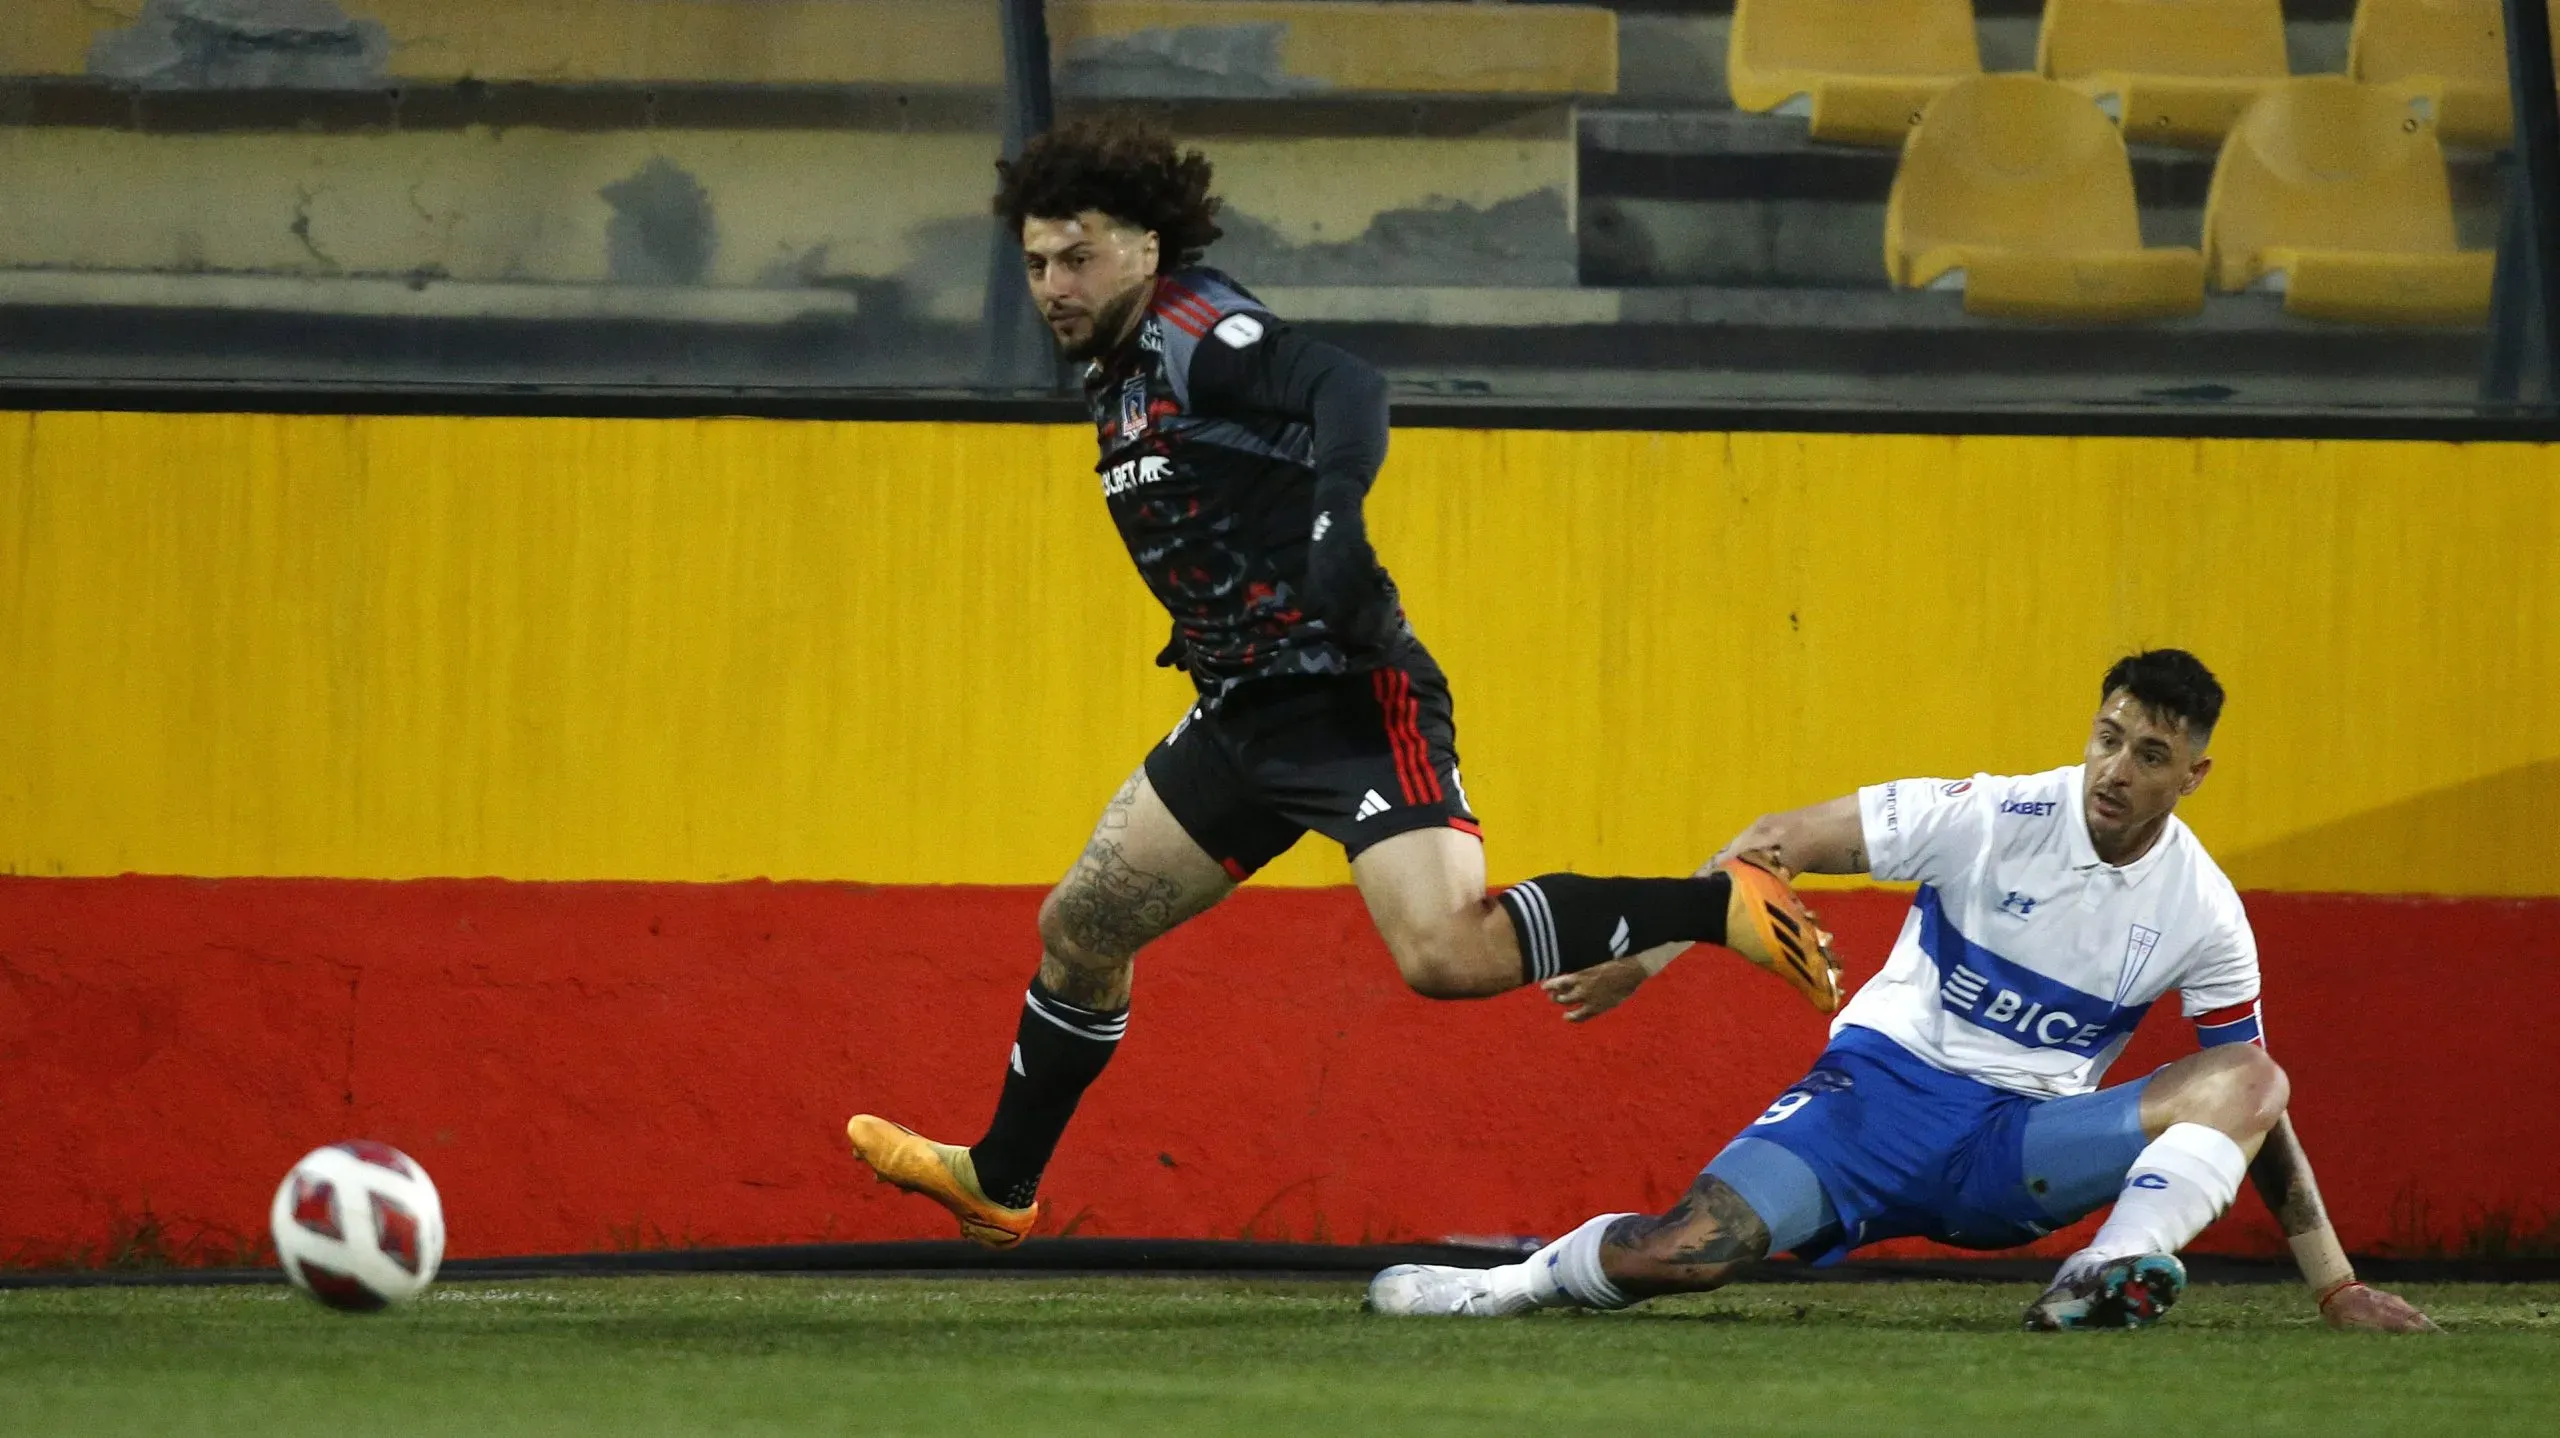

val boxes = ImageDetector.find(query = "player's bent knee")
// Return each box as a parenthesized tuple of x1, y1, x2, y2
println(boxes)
(1388, 931, 1509, 1000)
(1393, 952, 1486, 1000)
(1036, 886, 1140, 972)
(2231, 1046, 2290, 1133)
(2202, 1042, 2287, 1127)
(2155, 1042, 2289, 1140)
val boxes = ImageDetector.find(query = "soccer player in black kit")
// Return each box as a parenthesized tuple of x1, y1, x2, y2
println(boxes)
(848, 115, 1843, 1247)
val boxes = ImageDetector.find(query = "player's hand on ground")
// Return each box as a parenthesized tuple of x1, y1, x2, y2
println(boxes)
(1543, 956, 1649, 1022)
(2321, 1282, 2438, 1333)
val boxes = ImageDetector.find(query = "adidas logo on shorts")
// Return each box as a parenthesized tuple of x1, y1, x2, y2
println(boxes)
(1355, 789, 1392, 821)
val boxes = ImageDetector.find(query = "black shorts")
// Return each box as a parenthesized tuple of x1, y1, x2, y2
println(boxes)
(1143, 654, 1480, 879)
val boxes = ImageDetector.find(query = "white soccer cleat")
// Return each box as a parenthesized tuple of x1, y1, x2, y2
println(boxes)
(1365, 1263, 1535, 1317)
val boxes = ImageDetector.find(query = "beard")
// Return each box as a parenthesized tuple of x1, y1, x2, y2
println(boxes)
(1054, 281, 1151, 363)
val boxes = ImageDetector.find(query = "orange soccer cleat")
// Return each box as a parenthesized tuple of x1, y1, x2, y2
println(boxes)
(1716, 853, 1845, 1012)
(845, 1114, 1039, 1250)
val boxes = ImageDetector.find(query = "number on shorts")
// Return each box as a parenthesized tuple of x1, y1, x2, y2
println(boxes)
(1752, 1090, 1814, 1126)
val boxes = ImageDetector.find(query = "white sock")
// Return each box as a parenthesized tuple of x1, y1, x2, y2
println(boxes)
(1495, 1212, 1635, 1311)
(2061, 1123, 2247, 1282)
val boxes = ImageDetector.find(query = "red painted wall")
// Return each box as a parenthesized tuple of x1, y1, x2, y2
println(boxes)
(2, 876, 2551, 1265)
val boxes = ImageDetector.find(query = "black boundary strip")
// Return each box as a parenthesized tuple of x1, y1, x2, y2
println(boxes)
(6, 385, 2560, 442)
(6, 1240, 2556, 1290)
(2506, 0, 2560, 396)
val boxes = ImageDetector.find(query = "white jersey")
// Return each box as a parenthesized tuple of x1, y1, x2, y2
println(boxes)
(1839, 764, 2261, 1099)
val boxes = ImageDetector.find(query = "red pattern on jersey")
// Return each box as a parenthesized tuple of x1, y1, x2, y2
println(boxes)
(1154, 281, 1215, 336)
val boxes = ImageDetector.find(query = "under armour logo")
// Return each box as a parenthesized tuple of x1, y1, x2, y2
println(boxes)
(1999, 890, 2038, 919)
(1312, 512, 1333, 541)
(1608, 916, 1631, 959)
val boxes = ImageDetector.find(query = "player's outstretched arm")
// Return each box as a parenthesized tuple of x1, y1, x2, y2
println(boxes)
(2250, 1115, 2437, 1333)
(1544, 794, 1865, 1021)
(1707, 795, 1871, 878)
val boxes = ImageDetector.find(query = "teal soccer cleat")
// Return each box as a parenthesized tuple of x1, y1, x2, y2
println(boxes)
(2023, 1253, 2188, 1331)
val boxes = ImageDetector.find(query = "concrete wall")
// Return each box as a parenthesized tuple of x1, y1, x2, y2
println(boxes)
(2, 1, 1616, 94)
(1, 412, 2554, 1265)
(0, 112, 1578, 312)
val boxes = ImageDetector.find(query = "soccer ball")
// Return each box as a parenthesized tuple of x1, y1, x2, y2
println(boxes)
(268, 1141, 446, 1312)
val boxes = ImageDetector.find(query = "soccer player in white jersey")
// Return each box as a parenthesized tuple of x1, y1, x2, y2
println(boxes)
(1371, 651, 2434, 1332)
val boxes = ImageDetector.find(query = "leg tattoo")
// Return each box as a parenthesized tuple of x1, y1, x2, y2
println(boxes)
(1046, 777, 1192, 969)
(1040, 772, 1226, 1007)
(1047, 839, 1183, 966)
(1605, 1178, 1772, 1295)
(972, 772, 1226, 1205)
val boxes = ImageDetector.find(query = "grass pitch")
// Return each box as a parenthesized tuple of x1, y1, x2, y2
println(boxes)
(3, 1277, 2553, 1436)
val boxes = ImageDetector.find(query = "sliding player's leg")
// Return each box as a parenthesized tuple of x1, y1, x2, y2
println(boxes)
(1369, 1051, 1897, 1318)
(846, 766, 1238, 1246)
(1366, 1134, 1852, 1316)
(2022, 1043, 2289, 1329)
(1367, 1168, 1795, 1317)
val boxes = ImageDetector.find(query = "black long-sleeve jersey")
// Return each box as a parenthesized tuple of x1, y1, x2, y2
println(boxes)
(1084, 267, 1413, 697)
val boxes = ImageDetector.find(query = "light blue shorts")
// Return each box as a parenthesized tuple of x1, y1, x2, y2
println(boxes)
(1704, 1025, 2153, 1265)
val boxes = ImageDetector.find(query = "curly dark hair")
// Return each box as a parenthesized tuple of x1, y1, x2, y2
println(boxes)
(993, 113, 1223, 271)
(2102, 649, 2224, 745)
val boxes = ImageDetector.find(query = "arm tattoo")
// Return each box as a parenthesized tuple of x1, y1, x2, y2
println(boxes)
(2248, 1117, 2329, 1237)
(1608, 1177, 1772, 1270)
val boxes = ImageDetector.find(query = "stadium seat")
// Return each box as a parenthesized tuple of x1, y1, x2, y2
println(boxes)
(2037, 0, 2290, 148)
(1885, 75, 2205, 319)
(2202, 76, 2495, 324)
(2347, 0, 2515, 149)
(1728, 0, 1983, 147)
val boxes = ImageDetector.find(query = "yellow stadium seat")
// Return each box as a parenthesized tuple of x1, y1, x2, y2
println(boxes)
(2203, 76, 2494, 324)
(1729, 0, 1982, 146)
(2348, 0, 2514, 149)
(2037, 0, 2290, 148)
(1886, 75, 2205, 319)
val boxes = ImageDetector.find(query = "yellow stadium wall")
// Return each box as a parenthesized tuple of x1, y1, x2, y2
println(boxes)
(2, 413, 2554, 896)
(6, 412, 2557, 1265)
